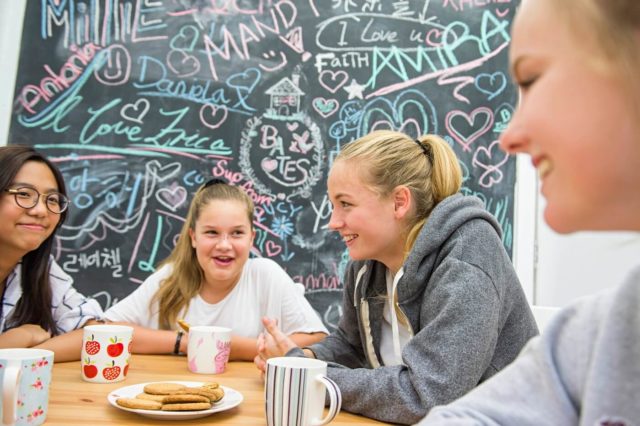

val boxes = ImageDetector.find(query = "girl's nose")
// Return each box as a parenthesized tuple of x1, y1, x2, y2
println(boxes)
(499, 115, 530, 156)
(328, 210, 342, 230)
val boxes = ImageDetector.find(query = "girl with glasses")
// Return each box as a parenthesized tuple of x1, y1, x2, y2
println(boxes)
(0, 146, 103, 358)
(104, 179, 327, 359)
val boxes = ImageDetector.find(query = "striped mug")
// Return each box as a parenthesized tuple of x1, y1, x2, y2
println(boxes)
(265, 357, 341, 426)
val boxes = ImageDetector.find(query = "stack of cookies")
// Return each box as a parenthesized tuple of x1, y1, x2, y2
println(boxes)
(116, 382, 225, 411)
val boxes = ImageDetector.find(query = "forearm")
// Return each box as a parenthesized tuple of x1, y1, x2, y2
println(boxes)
(0, 328, 39, 349)
(229, 335, 259, 361)
(33, 328, 84, 362)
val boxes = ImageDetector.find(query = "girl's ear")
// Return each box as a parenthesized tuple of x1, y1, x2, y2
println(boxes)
(392, 185, 412, 219)
(188, 228, 196, 248)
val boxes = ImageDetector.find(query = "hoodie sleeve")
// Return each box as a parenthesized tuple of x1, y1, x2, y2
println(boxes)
(305, 261, 369, 369)
(319, 258, 507, 425)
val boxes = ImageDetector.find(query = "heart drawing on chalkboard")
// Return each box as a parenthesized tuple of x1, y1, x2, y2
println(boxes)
(156, 184, 188, 212)
(167, 49, 201, 78)
(319, 70, 349, 94)
(146, 160, 181, 182)
(121, 98, 150, 124)
(265, 240, 282, 257)
(445, 107, 494, 153)
(261, 158, 278, 173)
(312, 97, 339, 118)
(472, 140, 509, 188)
(199, 104, 228, 129)
(475, 72, 507, 101)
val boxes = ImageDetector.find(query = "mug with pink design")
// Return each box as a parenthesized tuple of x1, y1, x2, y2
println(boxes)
(0, 348, 54, 426)
(187, 326, 231, 374)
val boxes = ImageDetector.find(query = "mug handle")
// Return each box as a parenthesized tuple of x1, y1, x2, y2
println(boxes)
(310, 375, 342, 426)
(2, 360, 21, 426)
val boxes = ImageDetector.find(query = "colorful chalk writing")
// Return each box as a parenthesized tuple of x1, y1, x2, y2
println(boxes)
(9, 0, 519, 331)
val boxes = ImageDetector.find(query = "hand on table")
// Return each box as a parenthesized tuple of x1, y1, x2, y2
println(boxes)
(0, 324, 51, 348)
(254, 317, 299, 375)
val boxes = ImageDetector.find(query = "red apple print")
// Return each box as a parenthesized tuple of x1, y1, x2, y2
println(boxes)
(102, 361, 121, 381)
(83, 358, 98, 379)
(107, 337, 124, 357)
(85, 335, 100, 355)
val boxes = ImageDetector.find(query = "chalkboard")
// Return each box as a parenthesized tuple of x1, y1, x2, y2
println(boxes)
(9, 0, 519, 332)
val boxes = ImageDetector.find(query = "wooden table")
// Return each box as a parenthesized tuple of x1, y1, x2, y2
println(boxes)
(47, 354, 389, 425)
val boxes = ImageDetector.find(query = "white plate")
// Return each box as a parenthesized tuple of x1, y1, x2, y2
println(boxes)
(107, 381, 243, 420)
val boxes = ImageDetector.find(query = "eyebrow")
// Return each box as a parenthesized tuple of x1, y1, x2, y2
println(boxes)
(10, 182, 60, 193)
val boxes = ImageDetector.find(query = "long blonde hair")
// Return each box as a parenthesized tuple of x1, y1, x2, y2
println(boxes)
(335, 130, 462, 258)
(152, 180, 254, 329)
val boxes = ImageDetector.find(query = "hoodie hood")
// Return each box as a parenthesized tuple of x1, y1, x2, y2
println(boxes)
(400, 194, 503, 303)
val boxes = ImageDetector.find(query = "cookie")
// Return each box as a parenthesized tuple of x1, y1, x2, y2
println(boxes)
(136, 393, 167, 403)
(162, 394, 210, 404)
(201, 382, 219, 390)
(161, 402, 212, 411)
(143, 383, 187, 395)
(182, 386, 225, 402)
(116, 397, 162, 410)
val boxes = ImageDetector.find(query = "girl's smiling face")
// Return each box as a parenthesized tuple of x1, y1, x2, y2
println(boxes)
(327, 160, 407, 272)
(0, 161, 62, 258)
(500, 0, 640, 232)
(189, 199, 255, 290)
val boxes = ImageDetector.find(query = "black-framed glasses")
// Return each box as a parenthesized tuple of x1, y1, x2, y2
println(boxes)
(4, 187, 70, 214)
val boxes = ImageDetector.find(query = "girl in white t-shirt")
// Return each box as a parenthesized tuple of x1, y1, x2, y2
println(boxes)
(105, 179, 327, 360)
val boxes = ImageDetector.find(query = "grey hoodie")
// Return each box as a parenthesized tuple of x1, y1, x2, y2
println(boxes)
(294, 194, 538, 424)
(420, 266, 640, 426)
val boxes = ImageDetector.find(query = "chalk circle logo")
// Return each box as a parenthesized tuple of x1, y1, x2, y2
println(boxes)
(239, 113, 324, 201)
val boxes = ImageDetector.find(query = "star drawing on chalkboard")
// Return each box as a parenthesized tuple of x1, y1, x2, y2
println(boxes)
(343, 79, 365, 100)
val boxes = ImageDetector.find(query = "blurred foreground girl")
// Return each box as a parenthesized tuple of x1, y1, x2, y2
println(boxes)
(421, 0, 640, 423)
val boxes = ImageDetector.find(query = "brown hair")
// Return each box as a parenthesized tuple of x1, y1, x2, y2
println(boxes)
(152, 180, 254, 330)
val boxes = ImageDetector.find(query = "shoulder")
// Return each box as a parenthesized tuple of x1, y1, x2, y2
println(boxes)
(47, 257, 74, 288)
(245, 257, 284, 272)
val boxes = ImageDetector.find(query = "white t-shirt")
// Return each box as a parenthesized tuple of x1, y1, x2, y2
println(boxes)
(105, 258, 327, 337)
(1, 258, 104, 333)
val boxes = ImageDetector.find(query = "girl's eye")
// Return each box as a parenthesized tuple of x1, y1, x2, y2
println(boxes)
(340, 201, 351, 208)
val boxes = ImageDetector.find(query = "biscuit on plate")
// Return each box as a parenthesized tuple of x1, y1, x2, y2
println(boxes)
(143, 383, 186, 395)
(135, 393, 167, 403)
(162, 394, 210, 404)
(116, 397, 162, 410)
(161, 402, 212, 411)
(181, 386, 224, 402)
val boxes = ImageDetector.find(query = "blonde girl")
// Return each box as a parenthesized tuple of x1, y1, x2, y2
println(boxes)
(106, 179, 327, 360)
(256, 130, 537, 424)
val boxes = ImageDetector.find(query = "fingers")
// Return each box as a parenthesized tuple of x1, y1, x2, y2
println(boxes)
(261, 317, 289, 344)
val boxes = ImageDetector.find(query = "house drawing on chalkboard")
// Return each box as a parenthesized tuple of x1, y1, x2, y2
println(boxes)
(265, 71, 304, 119)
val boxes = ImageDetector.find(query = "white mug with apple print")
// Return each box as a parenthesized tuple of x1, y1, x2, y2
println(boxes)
(81, 325, 133, 383)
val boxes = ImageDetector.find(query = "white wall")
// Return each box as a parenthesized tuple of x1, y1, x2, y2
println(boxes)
(1, 2, 637, 308)
(0, 0, 27, 147)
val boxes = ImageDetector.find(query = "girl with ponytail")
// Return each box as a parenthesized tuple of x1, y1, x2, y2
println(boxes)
(255, 130, 537, 424)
